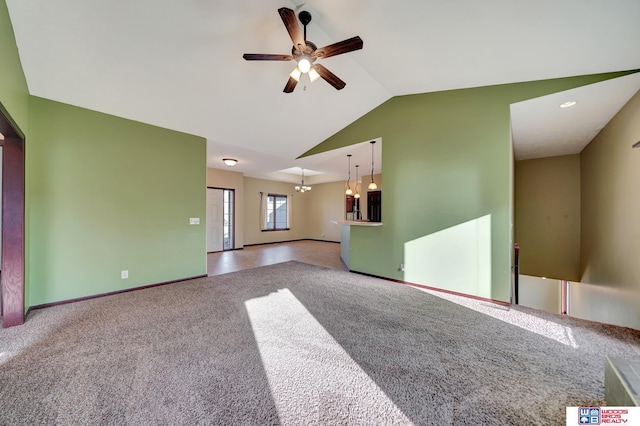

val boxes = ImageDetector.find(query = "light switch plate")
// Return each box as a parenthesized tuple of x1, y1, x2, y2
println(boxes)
(189, 217, 200, 225)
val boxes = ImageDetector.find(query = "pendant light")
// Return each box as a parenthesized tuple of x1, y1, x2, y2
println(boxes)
(368, 140, 378, 190)
(354, 165, 360, 199)
(345, 154, 353, 195)
(295, 168, 312, 192)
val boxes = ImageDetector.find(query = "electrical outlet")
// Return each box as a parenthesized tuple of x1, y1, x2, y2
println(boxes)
(399, 263, 405, 272)
(121, 270, 128, 279)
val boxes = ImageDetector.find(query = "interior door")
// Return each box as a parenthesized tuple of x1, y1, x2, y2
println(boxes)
(206, 188, 224, 252)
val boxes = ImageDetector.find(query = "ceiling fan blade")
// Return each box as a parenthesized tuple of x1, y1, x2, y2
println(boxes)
(312, 36, 363, 59)
(283, 76, 298, 93)
(313, 64, 346, 90)
(243, 53, 293, 61)
(278, 7, 306, 52)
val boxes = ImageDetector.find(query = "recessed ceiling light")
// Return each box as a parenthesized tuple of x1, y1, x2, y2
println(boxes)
(560, 101, 577, 108)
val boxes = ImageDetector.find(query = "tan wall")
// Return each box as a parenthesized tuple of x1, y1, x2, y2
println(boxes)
(303, 181, 344, 242)
(514, 154, 581, 281)
(581, 89, 640, 288)
(243, 177, 308, 245)
(207, 169, 381, 247)
(207, 167, 244, 248)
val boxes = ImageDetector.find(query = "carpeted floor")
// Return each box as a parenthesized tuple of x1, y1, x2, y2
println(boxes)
(1, 261, 640, 425)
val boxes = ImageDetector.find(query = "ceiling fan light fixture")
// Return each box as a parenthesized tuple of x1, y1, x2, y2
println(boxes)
(308, 67, 320, 82)
(290, 67, 302, 82)
(298, 57, 311, 73)
(243, 8, 363, 93)
(223, 158, 238, 167)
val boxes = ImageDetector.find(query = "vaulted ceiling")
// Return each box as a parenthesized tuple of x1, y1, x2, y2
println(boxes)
(6, 0, 640, 182)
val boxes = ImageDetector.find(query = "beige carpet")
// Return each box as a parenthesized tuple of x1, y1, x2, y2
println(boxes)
(1, 261, 640, 425)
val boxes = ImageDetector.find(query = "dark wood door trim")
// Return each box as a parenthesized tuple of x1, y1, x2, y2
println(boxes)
(0, 103, 26, 328)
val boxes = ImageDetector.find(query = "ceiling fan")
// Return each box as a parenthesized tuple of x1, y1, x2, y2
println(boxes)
(243, 7, 363, 93)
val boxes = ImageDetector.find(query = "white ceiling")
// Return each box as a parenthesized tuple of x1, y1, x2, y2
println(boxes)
(512, 73, 640, 160)
(6, 0, 640, 182)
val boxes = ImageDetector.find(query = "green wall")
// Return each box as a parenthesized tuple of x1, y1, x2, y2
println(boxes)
(0, 0, 29, 133)
(1, 0, 30, 308)
(27, 97, 206, 306)
(3, 1, 207, 308)
(305, 73, 632, 302)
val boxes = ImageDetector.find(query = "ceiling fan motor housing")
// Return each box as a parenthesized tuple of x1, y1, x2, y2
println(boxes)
(292, 40, 317, 57)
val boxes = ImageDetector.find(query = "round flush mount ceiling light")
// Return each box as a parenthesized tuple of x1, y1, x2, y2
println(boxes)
(223, 158, 238, 167)
(560, 101, 577, 108)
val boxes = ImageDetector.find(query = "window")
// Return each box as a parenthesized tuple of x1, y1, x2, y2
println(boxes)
(223, 189, 234, 250)
(266, 194, 289, 231)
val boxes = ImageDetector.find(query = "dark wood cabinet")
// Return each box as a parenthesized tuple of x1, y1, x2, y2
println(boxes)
(346, 195, 362, 220)
(367, 191, 381, 222)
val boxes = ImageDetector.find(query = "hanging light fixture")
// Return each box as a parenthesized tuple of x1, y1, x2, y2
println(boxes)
(308, 67, 321, 82)
(289, 62, 320, 83)
(368, 141, 378, 190)
(345, 154, 353, 195)
(354, 165, 360, 199)
(295, 168, 312, 193)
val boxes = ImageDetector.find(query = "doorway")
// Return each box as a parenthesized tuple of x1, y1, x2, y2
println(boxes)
(206, 187, 234, 253)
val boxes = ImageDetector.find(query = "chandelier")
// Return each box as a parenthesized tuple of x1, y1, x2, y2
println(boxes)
(295, 168, 312, 192)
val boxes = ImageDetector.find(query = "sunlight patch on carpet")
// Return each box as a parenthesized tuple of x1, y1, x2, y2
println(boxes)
(245, 288, 413, 424)
(414, 287, 579, 349)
